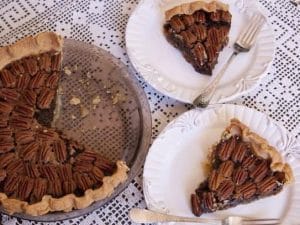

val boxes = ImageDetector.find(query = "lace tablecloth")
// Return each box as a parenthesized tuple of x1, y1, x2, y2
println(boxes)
(0, 0, 299, 224)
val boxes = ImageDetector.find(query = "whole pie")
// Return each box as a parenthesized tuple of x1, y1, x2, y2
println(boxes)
(0, 32, 129, 216)
(163, 0, 232, 75)
(191, 119, 293, 216)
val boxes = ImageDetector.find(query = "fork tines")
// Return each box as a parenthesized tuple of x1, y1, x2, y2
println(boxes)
(242, 218, 279, 225)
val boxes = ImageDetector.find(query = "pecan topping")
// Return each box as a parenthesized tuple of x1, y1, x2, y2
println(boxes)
(0, 127, 12, 141)
(169, 16, 185, 33)
(16, 74, 31, 89)
(209, 11, 221, 22)
(76, 150, 98, 162)
(14, 103, 35, 118)
(51, 53, 62, 71)
(257, 176, 277, 196)
(217, 180, 234, 201)
(182, 14, 195, 26)
(38, 142, 53, 162)
(3, 175, 21, 195)
(217, 137, 236, 161)
(0, 169, 7, 182)
(63, 180, 77, 194)
(74, 173, 94, 190)
(15, 130, 35, 145)
(46, 72, 59, 89)
(0, 153, 16, 168)
(10, 61, 25, 75)
(20, 142, 39, 162)
(10, 115, 32, 130)
(37, 129, 58, 140)
(73, 161, 93, 173)
(28, 71, 46, 89)
(48, 179, 63, 197)
(53, 139, 67, 162)
(17, 177, 34, 201)
(221, 11, 232, 24)
(23, 57, 38, 76)
(90, 166, 104, 182)
(231, 142, 248, 163)
(193, 43, 207, 66)
(0, 114, 8, 127)
(39, 54, 52, 72)
(25, 163, 40, 178)
(94, 157, 115, 174)
(0, 140, 14, 153)
(190, 24, 207, 41)
(202, 192, 215, 211)
(37, 88, 55, 109)
(232, 167, 248, 186)
(0, 69, 16, 88)
(57, 164, 73, 180)
(191, 194, 202, 216)
(242, 155, 257, 169)
(208, 170, 223, 191)
(236, 182, 257, 200)
(181, 30, 197, 48)
(0, 88, 19, 103)
(0, 101, 13, 114)
(40, 164, 58, 181)
(22, 90, 37, 106)
(6, 159, 24, 175)
(249, 160, 269, 183)
(218, 160, 234, 178)
(32, 178, 48, 201)
(193, 10, 206, 23)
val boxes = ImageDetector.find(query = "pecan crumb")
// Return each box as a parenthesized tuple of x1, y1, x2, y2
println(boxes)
(92, 95, 101, 105)
(69, 97, 81, 105)
(71, 114, 76, 120)
(63, 66, 72, 75)
(80, 106, 89, 118)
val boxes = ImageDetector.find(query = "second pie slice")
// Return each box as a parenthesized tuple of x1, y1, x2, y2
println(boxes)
(163, 0, 232, 75)
(191, 119, 293, 216)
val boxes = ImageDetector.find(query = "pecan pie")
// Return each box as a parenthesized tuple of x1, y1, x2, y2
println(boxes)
(191, 119, 293, 216)
(0, 32, 129, 216)
(164, 0, 231, 75)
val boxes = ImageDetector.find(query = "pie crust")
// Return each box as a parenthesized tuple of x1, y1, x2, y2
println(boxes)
(0, 32, 129, 216)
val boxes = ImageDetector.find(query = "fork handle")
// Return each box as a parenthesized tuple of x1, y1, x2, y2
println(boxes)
(193, 51, 238, 107)
(129, 208, 221, 224)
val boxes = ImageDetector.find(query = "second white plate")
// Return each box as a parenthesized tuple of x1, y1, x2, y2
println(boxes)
(143, 104, 300, 225)
(126, 0, 275, 104)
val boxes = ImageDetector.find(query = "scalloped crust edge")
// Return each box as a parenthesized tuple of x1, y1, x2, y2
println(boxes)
(225, 118, 294, 184)
(0, 31, 63, 70)
(0, 161, 129, 216)
(165, 0, 229, 21)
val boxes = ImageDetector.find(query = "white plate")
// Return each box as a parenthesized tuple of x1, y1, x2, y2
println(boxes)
(143, 104, 300, 225)
(126, 0, 275, 104)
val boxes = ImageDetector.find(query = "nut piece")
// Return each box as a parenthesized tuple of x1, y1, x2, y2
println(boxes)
(69, 97, 81, 105)
(14, 103, 35, 118)
(74, 173, 94, 190)
(90, 166, 104, 181)
(22, 90, 37, 106)
(92, 95, 101, 105)
(28, 71, 46, 89)
(32, 178, 48, 201)
(0, 101, 13, 114)
(208, 170, 223, 191)
(64, 66, 72, 75)
(10, 61, 25, 75)
(0, 69, 16, 87)
(16, 74, 31, 90)
(48, 179, 63, 197)
(51, 53, 62, 71)
(232, 167, 248, 186)
(257, 176, 278, 196)
(3, 175, 21, 195)
(16, 177, 34, 201)
(242, 155, 257, 169)
(249, 160, 269, 183)
(0, 127, 13, 141)
(39, 53, 52, 72)
(53, 139, 67, 162)
(23, 57, 38, 76)
(0, 169, 7, 182)
(46, 72, 59, 89)
(6, 159, 24, 175)
(231, 142, 248, 163)
(20, 142, 39, 162)
(217, 137, 236, 161)
(37, 88, 55, 109)
(24, 163, 40, 178)
(236, 182, 257, 200)
(216, 180, 234, 201)
(80, 105, 89, 118)
(0, 140, 15, 153)
(218, 160, 234, 178)
(40, 165, 59, 181)
(0, 153, 16, 169)
(63, 180, 77, 194)
(202, 192, 215, 211)
(191, 194, 202, 216)
(0, 88, 19, 103)
(57, 164, 73, 181)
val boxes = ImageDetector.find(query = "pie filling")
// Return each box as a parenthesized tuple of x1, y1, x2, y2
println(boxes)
(191, 119, 292, 217)
(164, 2, 231, 75)
(0, 33, 128, 215)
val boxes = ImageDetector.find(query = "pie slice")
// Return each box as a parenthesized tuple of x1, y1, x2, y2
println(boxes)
(0, 32, 129, 216)
(191, 119, 293, 216)
(163, 0, 232, 75)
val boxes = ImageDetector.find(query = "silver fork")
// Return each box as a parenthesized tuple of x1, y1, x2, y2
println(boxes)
(193, 14, 265, 108)
(129, 208, 280, 225)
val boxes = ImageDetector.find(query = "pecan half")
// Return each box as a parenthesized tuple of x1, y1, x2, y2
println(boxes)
(236, 182, 257, 200)
(40, 164, 58, 181)
(257, 176, 277, 196)
(94, 157, 115, 174)
(231, 142, 248, 163)
(0, 114, 8, 127)
(20, 142, 39, 162)
(73, 161, 93, 173)
(194, 11, 206, 23)
(16, 74, 31, 89)
(28, 71, 46, 89)
(23, 57, 38, 76)
(48, 179, 63, 197)
(0, 153, 16, 168)
(0, 69, 16, 87)
(51, 53, 62, 71)
(0, 89, 19, 103)
(10, 61, 25, 75)
(6, 159, 24, 175)
(57, 164, 73, 181)
(242, 155, 257, 170)
(217, 137, 237, 161)
(74, 173, 94, 191)
(37, 128, 58, 140)
(169, 16, 185, 33)
(0, 127, 12, 141)
(218, 161, 234, 178)
(53, 139, 67, 162)
(232, 167, 248, 186)
(90, 166, 104, 181)
(39, 53, 52, 72)
(15, 130, 35, 145)
(76, 150, 98, 162)
(37, 88, 55, 109)
(3, 175, 21, 195)
(10, 115, 32, 130)
(202, 192, 215, 211)
(22, 90, 37, 106)
(25, 163, 40, 178)
(191, 194, 202, 216)
(0, 169, 6, 182)
(17, 177, 34, 201)
(182, 14, 195, 26)
(63, 180, 77, 194)
(14, 103, 35, 118)
(0, 101, 13, 114)
(249, 160, 269, 183)
(208, 170, 223, 191)
(38, 142, 53, 162)
(217, 180, 234, 201)
(0, 140, 14, 153)
(46, 72, 59, 89)
(32, 178, 48, 201)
